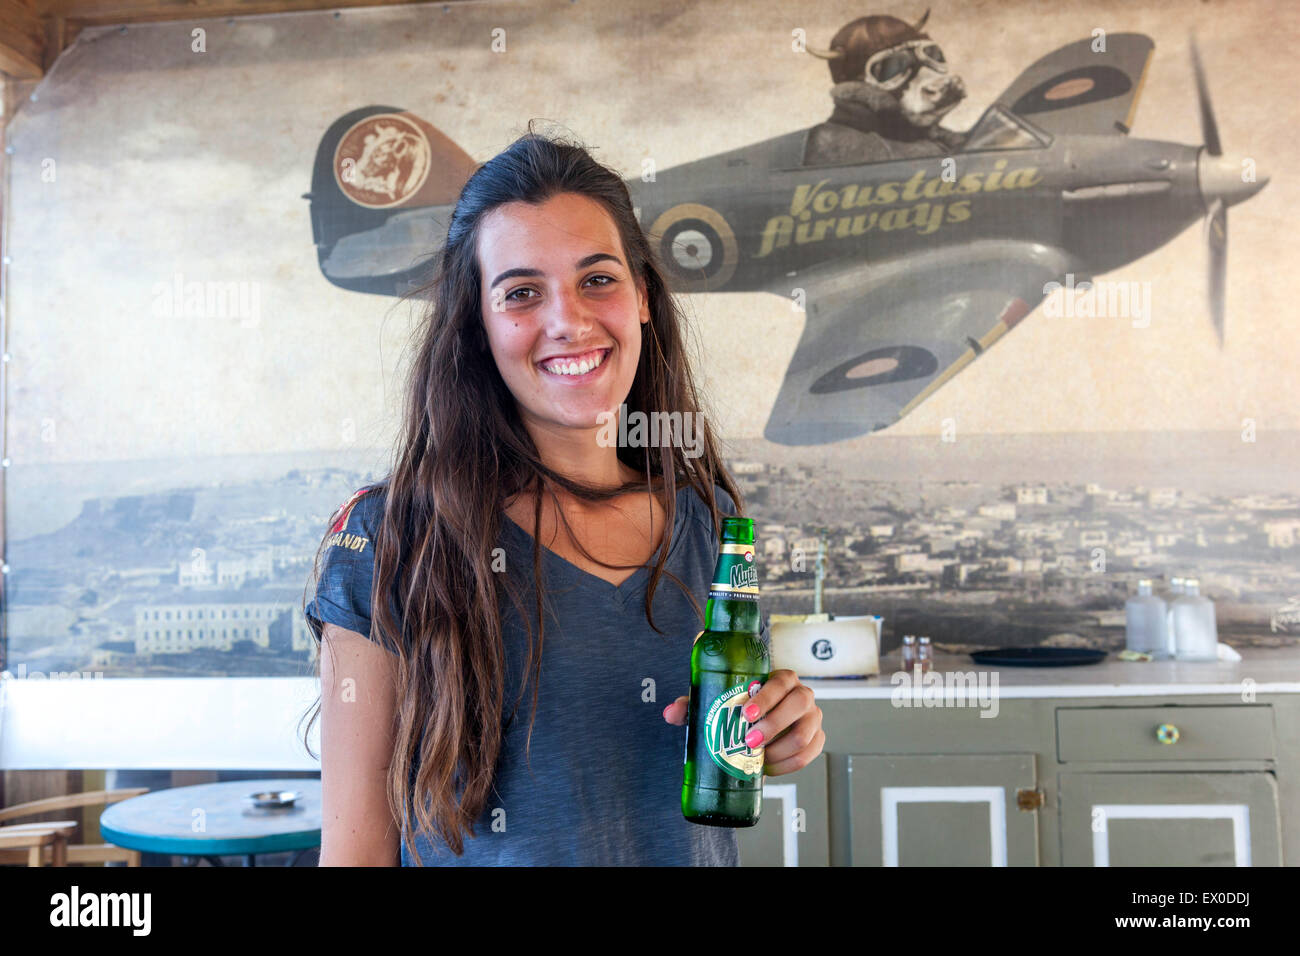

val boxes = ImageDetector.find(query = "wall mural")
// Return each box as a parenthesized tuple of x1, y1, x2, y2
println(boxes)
(311, 17, 1259, 446)
(2, 2, 1295, 679)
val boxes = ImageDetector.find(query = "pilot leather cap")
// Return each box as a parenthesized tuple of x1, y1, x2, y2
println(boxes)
(805, 9, 934, 85)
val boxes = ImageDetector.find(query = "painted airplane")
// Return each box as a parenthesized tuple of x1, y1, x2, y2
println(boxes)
(304, 32, 1266, 445)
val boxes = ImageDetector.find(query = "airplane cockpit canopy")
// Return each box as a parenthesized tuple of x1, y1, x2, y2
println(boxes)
(963, 105, 1052, 152)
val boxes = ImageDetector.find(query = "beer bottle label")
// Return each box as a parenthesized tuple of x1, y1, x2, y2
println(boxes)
(703, 680, 765, 780)
(708, 543, 759, 603)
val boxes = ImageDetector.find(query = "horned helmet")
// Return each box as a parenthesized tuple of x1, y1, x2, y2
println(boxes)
(806, 8, 961, 124)
(805, 9, 942, 88)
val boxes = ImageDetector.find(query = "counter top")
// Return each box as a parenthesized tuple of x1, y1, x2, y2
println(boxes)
(802, 647, 1300, 699)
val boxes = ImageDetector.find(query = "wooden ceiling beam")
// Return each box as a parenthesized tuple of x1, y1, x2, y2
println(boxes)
(44, 0, 445, 26)
(0, 0, 45, 79)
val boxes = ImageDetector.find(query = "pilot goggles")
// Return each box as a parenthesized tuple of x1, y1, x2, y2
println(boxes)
(863, 39, 948, 90)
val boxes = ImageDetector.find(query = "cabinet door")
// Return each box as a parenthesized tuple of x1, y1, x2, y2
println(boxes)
(847, 754, 1040, 866)
(736, 754, 829, 867)
(1059, 772, 1282, 866)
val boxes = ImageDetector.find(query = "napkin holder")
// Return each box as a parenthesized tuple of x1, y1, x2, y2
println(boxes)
(769, 613, 882, 677)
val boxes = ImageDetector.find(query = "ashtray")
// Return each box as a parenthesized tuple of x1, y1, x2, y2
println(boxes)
(246, 790, 299, 809)
(969, 647, 1106, 667)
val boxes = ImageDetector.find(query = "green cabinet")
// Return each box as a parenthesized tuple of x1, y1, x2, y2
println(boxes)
(737, 693, 1294, 866)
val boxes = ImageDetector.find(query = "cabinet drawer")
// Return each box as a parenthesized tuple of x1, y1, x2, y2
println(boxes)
(1056, 705, 1274, 762)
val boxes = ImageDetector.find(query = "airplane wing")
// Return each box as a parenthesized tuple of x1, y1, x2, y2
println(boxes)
(993, 33, 1154, 136)
(763, 241, 1082, 445)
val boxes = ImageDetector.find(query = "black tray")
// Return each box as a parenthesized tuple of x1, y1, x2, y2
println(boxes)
(969, 647, 1107, 667)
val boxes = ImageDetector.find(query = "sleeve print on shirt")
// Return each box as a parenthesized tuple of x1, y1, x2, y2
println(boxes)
(305, 486, 381, 646)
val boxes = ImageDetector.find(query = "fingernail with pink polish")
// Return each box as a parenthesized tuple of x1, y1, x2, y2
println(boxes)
(745, 729, 763, 748)
(743, 703, 759, 721)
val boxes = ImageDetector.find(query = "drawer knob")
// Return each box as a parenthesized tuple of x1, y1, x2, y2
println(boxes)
(1156, 722, 1180, 745)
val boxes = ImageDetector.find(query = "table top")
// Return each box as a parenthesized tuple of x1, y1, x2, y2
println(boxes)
(99, 778, 321, 856)
(804, 646, 1300, 699)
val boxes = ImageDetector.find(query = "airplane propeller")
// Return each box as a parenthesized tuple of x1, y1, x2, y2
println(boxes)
(1191, 33, 1267, 347)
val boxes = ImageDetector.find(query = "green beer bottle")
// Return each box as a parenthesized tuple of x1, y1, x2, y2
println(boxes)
(682, 515, 770, 827)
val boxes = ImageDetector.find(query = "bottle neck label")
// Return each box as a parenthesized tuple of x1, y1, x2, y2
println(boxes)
(709, 542, 759, 603)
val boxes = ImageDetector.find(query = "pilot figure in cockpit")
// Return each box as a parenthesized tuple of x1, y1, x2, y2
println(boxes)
(803, 9, 968, 166)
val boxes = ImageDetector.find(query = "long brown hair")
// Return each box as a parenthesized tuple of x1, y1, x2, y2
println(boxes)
(301, 121, 743, 863)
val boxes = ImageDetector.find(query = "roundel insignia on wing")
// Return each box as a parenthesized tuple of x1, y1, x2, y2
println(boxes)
(333, 112, 433, 209)
(1010, 65, 1131, 117)
(649, 203, 739, 293)
(809, 346, 939, 394)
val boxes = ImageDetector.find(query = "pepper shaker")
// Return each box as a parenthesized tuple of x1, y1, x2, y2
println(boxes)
(901, 634, 917, 671)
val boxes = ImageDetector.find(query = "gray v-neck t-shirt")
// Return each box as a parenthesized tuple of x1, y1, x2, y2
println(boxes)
(305, 481, 769, 866)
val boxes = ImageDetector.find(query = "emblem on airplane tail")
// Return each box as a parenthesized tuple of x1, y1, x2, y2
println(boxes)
(329, 110, 476, 211)
(333, 112, 432, 208)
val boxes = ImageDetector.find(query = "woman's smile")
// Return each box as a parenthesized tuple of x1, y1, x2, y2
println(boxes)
(537, 346, 612, 383)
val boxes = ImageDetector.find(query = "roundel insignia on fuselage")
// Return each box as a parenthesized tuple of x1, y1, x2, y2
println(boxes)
(648, 203, 739, 293)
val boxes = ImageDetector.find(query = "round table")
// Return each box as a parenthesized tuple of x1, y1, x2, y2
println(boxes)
(99, 778, 321, 867)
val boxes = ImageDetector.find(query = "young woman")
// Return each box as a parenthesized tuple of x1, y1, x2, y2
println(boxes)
(302, 125, 824, 866)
